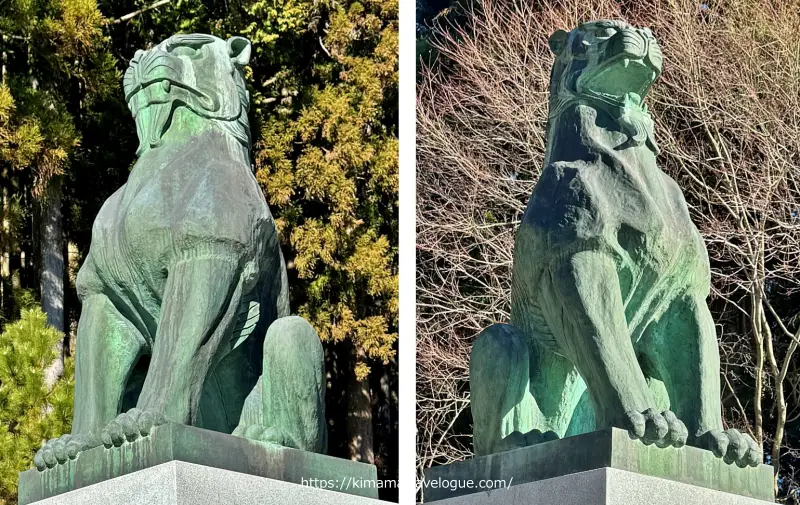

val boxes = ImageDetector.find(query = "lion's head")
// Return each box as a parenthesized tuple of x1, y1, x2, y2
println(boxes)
(547, 21, 662, 152)
(123, 34, 252, 155)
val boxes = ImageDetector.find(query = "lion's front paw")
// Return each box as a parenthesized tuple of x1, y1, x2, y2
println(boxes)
(100, 408, 167, 448)
(34, 433, 100, 471)
(496, 429, 559, 453)
(625, 409, 688, 448)
(233, 424, 292, 448)
(696, 429, 761, 468)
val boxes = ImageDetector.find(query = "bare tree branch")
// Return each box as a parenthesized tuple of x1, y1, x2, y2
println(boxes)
(107, 0, 173, 25)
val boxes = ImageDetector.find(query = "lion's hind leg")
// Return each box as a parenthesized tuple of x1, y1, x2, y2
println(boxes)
(470, 323, 581, 455)
(234, 316, 327, 453)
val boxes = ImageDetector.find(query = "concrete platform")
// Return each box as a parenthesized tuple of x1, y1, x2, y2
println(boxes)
(23, 460, 390, 505)
(423, 467, 773, 505)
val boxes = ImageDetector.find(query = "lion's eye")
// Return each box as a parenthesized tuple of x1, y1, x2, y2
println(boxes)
(595, 28, 616, 38)
(172, 46, 199, 58)
(571, 37, 588, 54)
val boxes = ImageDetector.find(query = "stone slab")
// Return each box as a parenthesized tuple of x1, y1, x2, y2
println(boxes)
(423, 428, 773, 502)
(424, 468, 773, 505)
(18, 423, 378, 504)
(24, 461, 390, 505)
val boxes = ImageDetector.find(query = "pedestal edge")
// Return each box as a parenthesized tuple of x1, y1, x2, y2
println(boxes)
(19, 423, 379, 504)
(422, 428, 773, 502)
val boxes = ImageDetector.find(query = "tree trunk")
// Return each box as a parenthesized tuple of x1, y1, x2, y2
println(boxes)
(750, 291, 764, 445)
(40, 180, 65, 388)
(1, 189, 9, 321)
(347, 346, 374, 463)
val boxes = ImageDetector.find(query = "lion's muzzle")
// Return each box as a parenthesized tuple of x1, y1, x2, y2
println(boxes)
(577, 27, 662, 106)
(607, 28, 662, 70)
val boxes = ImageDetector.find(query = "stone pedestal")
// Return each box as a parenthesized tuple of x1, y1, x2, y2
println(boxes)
(19, 423, 386, 504)
(422, 428, 774, 504)
(424, 467, 772, 505)
(21, 461, 387, 505)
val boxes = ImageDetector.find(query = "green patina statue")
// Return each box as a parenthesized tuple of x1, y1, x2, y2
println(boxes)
(470, 20, 761, 467)
(34, 34, 326, 471)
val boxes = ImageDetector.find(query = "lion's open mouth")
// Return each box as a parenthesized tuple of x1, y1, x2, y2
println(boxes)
(576, 56, 657, 107)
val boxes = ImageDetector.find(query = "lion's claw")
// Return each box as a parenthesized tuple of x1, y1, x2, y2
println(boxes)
(34, 433, 100, 471)
(101, 408, 166, 448)
(34, 409, 166, 471)
(658, 410, 688, 448)
(496, 429, 559, 453)
(625, 409, 688, 448)
(696, 429, 761, 467)
(233, 424, 292, 447)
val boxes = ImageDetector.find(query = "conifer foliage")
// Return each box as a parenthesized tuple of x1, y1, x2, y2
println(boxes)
(0, 0, 398, 500)
(253, 0, 399, 381)
(0, 308, 73, 505)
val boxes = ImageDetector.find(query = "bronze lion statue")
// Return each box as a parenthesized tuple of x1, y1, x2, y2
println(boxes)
(35, 34, 326, 470)
(470, 21, 760, 468)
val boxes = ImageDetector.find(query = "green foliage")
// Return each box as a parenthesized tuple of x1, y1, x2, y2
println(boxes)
(253, 0, 399, 380)
(0, 0, 116, 196)
(0, 1, 113, 500)
(0, 0, 397, 499)
(0, 84, 45, 172)
(0, 309, 74, 505)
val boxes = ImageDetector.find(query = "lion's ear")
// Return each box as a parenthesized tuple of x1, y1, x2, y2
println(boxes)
(227, 36, 252, 67)
(548, 30, 568, 55)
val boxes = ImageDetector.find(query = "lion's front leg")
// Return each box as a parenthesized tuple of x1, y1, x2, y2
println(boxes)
(642, 294, 761, 467)
(133, 254, 243, 427)
(35, 291, 148, 470)
(540, 250, 687, 447)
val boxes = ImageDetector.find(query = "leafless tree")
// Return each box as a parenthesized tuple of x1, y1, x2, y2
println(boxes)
(417, 0, 800, 500)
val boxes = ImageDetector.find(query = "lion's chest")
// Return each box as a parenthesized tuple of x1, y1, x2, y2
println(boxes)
(87, 139, 267, 297)
(531, 160, 705, 270)
(522, 159, 709, 338)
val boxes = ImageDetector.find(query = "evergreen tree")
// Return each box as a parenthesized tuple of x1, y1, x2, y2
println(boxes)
(0, 0, 398, 501)
(0, 0, 119, 381)
(0, 307, 74, 505)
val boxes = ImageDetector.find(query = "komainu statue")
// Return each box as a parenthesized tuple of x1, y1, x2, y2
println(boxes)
(34, 34, 326, 470)
(469, 20, 761, 467)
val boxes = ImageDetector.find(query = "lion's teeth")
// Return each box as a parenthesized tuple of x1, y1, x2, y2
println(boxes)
(161, 80, 171, 93)
(623, 58, 630, 68)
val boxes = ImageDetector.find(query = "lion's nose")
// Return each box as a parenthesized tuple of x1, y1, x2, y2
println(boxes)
(608, 29, 648, 59)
